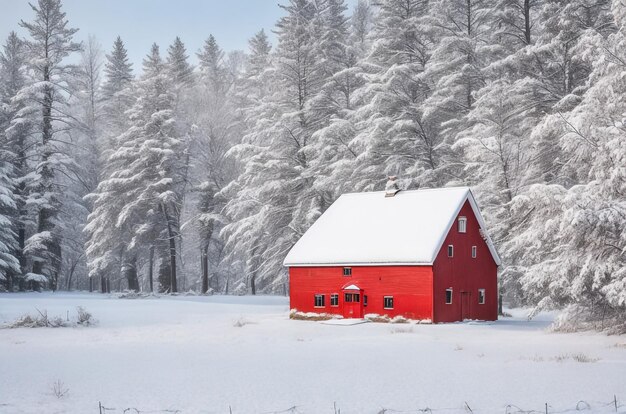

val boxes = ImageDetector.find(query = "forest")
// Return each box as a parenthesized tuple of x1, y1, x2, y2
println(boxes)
(0, 0, 624, 332)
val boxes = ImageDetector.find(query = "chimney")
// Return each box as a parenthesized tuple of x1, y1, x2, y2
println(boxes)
(385, 176, 401, 197)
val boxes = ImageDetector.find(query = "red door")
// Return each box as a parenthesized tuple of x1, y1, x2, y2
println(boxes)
(343, 290, 363, 318)
(461, 291, 471, 320)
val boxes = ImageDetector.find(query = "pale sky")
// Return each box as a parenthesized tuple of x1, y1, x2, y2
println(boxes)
(0, 0, 359, 71)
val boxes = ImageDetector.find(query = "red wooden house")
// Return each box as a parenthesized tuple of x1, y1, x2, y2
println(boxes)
(283, 186, 501, 323)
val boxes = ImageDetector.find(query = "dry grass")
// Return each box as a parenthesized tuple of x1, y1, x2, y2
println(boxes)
(51, 380, 69, 399)
(289, 312, 334, 321)
(390, 326, 414, 334)
(2, 307, 94, 329)
(550, 353, 600, 363)
(365, 314, 391, 323)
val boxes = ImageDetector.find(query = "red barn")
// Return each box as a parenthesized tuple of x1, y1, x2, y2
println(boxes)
(283, 187, 501, 323)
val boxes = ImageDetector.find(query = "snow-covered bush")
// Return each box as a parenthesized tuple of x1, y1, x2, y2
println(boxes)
(2, 307, 96, 328)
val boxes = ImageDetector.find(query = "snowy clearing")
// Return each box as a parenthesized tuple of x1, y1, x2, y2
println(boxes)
(1, 293, 625, 414)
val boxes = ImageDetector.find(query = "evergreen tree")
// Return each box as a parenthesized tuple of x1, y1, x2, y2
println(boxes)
(222, 0, 324, 293)
(0, 32, 29, 286)
(515, 2, 626, 330)
(166, 37, 195, 90)
(197, 35, 228, 95)
(101, 36, 134, 154)
(18, 0, 81, 287)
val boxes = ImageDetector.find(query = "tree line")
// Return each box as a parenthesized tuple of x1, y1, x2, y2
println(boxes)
(0, 0, 624, 331)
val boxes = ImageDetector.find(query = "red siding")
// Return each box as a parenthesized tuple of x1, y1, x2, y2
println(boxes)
(432, 200, 498, 322)
(288, 200, 499, 323)
(289, 266, 433, 320)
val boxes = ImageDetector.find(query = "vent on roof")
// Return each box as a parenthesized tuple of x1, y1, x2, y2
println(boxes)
(385, 176, 401, 197)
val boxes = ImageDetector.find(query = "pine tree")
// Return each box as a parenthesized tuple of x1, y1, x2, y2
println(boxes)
(0, 152, 20, 288)
(422, 0, 500, 143)
(101, 36, 134, 150)
(514, 2, 626, 329)
(166, 37, 194, 90)
(348, 0, 440, 192)
(116, 44, 184, 293)
(0, 32, 29, 287)
(222, 0, 325, 293)
(17, 0, 81, 288)
(186, 35, 240, 293)
(197, 35, 228, 95)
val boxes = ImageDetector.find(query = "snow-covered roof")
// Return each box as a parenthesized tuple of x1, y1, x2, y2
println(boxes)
(283, 187, 501, 267)
(343, 284, 361, 290)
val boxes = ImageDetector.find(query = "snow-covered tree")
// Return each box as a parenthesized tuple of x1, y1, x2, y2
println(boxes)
(0, 133, 20, 288)
(222, 0, 326, 294)
(17, 0, 81, 288)
(0, 32, 29, 288)
(515, 2, 626, 330)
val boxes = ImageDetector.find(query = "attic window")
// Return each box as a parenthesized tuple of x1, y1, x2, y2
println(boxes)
(458, 217, 467, 233)
(447, 245, 454, 257)
(343, 267, 352, 276)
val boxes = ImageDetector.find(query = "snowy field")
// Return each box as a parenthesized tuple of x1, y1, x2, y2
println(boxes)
(1, 293, 625, 414)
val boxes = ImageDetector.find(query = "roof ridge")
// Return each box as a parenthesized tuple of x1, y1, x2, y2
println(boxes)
(340, 186, 470, 197)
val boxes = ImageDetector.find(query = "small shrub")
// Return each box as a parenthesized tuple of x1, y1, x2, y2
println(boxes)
(571, 353, 599, 363)
(76, 306, 93, 326)
(51, 379, 69, 399)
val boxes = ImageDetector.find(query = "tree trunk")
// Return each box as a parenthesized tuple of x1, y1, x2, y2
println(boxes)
(524, 0, 531, 45)
(31, 66, 62, 287)
(124, 255, 139, 292)
(201, 245, 209, 294)
(200, 222, 213, 294)
(148, 246, 154, 293)
(161, 204, 178, 293)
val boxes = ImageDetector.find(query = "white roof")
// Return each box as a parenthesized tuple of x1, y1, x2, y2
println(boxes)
(343, 284, 361, 290)
(283, 187, 501, 267)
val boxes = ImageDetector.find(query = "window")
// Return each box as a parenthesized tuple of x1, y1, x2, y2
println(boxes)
(383, 296, 394, 309)
(344, 293, 359, 302)
(478, 289, 485, 305)
(472, 246, 477, 258)
(445, 288, 453, 304)
(343, 267, 352, 276)
(364, 295, 368, 307)
(458, 217, 467, 233)
(314, 294, 325, 307)
(330, 294, 339, 307)
(448, 245, 454, 257)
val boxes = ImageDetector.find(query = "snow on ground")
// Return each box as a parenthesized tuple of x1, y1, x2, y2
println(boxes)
(1, 293, 625, 414)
